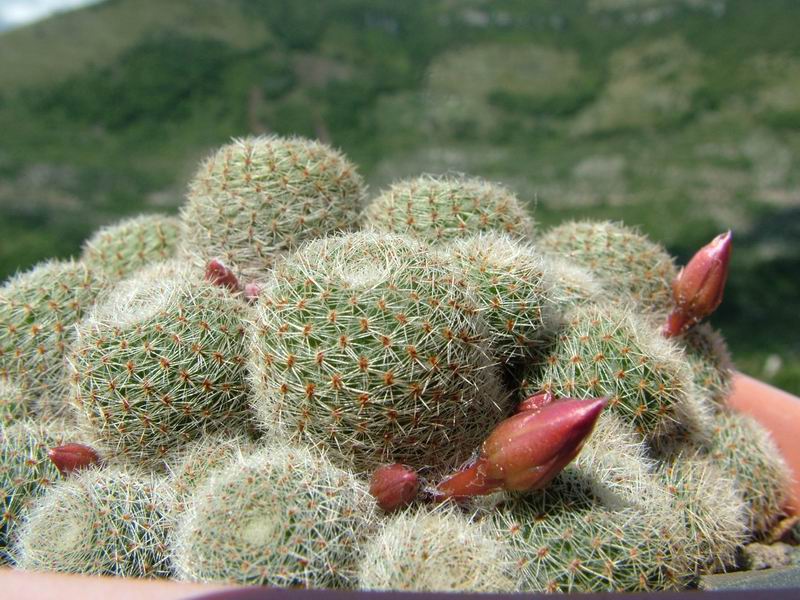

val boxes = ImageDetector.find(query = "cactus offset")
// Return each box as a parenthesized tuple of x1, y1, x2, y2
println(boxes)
(363, 175, 535, 244)
(249, 233, 507, 475)
(181, 135, 366, 280)
(81, 214, 181, 281)
(0, 260, 103, 418)
(539, 221, 677, 314)
(440, 233, 555, 362)
(69, 264, 252, 460)
(14, 467, 173, 577)
(679, 324, 734, 410)
(359, 506, 518, 593)
(172, 444, 375, 588)
(0, 419, 74, 563)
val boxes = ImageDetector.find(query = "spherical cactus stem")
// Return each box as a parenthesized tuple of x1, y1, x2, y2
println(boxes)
(370, 464, 420, 512)
(436, 397, 606, 499)
(663, 231, 732, 338)
(517, 390, 556, 413)
(47, 443, 101, 476)
(205, 258, 242, 292)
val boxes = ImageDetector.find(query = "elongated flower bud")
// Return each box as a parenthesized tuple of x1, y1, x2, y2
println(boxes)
(436, 397, 606, 499)
(517, 390, 555, 413)
(205, 258, 242, 292)
(663, 231, 732, 337)
(370, 463, 420, 512)
(47, 443, 101, 475)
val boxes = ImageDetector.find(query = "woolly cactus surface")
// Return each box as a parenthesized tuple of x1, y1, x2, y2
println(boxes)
(172, 444, 375, 588)
(249, 233, 506, 474)
(359, 506, 518, 593)
(539, 221, 677, 313)
(69, 265, 251, 460)
(81, 214, 181, 281)
(441, 233, 554, 361)
(181, 135, 366, 280)
(14, 467, 173, 577)
(0, 260, 103, 418)
(363, 175, 535, 243)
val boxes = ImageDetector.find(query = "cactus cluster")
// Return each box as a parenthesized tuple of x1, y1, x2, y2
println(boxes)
(0, 134, 793, 593)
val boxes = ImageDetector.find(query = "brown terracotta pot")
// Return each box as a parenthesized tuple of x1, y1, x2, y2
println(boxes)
(727, 372, 800, 515)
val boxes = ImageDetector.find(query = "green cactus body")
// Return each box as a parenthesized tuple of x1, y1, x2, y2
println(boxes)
(172, 444, 376, 588)
(0, 379, 33, 426)
(709, 411, 790, 537)
(440, 233, 555, 362)
(679, 324, 734, 410)
(81, 214, 181, 281)
(363, 175, 535, 244)
(14, 467, 173, 577)
(358, 506, 518, 593)
(539, 221, 677, 314)
(163, 432, 255, 512)
(181, 136, 366, 280)
(658, 452, 747, 574)
(522, 304, 693, 440)
(0, 260, 103, 418)
(0, 419, 74, 563)
(69, 265, 252, 460)
(490, 486, 689, 593)
(542, 255, 604, 311)
(249, 234, 507, 475)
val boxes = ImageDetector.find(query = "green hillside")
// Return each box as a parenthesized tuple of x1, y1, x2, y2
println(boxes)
(1, 0, 799, 391)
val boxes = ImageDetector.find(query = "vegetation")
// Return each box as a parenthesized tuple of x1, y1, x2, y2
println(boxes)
(0, 0, 798, 391)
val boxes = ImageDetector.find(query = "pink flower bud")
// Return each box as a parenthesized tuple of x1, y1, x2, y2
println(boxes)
(435, 397, 606, 499)
(517, 390, 555, 413)
(205, 258, 242, 292)
(369, 463, 420, 512)
(48, 443, 101, 476)
(663, 231, 732, 337)
(244, 282, 262, 304)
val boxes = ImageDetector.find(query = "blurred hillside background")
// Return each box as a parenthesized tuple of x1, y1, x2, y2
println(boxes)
(0, 0, 798, 392)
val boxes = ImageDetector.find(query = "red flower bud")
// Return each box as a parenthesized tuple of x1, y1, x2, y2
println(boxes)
(517, 390, 555, 413)
(435, 397, 606, 499)
(205, 258, 242, 292)
(369, 463, 420, 512)
(48, 443, 101, 476)
(663, 231, 732, 338)
(244, 282, 262, 304)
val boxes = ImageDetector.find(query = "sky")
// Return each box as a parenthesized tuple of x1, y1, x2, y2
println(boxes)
(0, 0, 101, 31)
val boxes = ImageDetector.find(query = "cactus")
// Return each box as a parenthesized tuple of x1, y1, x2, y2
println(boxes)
(363, 175, 535, 244)
(521, 304, 693, 440)
(658, 452, 747, 574)
(0, 419, 74, 563)
(249, 233, 508, 475)
(172, 444, 376, 588)
(542, 255, 604, 311)
(708, 411, 791, 537)
(0, 259, 103, 418)
(358, 506, 518, 593)
(81, 214, 181, 281)
(679, 324, 734, 410)
(489, 485, 690, 593)
(180, 135, 366, 280)
(14, 467, 173, 577)
(440, 233, 555, 362)
(539, 221, 677, 314)
(0, 379, 33, 426)
(69, 263, 252, 460)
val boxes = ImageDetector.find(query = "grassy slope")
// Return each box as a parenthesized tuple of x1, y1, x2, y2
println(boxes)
(0, 0, 798, 391)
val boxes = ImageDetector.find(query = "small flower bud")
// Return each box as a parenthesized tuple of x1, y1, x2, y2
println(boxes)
(48, 443, 101, 476)
(244, 282, 262, 304)
(663, 231, 732, 337)
(205, 258, 242, 292)
(369, 463, 420, 512)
